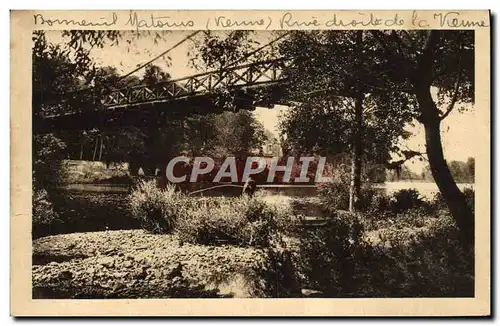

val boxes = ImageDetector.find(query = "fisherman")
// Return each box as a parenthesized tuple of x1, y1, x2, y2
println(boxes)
(242, 176, 257, 196)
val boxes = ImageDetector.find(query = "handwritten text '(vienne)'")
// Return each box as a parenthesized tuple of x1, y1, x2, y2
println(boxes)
(207, 16, 273, 30)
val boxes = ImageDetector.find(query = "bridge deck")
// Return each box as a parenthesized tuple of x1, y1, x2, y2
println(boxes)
(35, 58, 290, 133)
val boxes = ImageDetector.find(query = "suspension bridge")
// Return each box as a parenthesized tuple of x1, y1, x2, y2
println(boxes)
(33, 31, 297, 134)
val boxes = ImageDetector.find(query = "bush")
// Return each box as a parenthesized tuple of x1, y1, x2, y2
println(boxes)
(175, 194, 290, 247)
(390, 188, 424, 213)
(297, 211, 366, 296)
(431, 191, 447, 211)
(33, 134, 67, 189)
(318, 182, 377, 213)
(366, 191, 391, 213)
(432, 187, 475, 214)
(318, 182, 350, 212)
(463, 187, 475, 213)
(250, 237, 302, 298)
(361, 215, 474, 297)
(128, 181, 184, 234)
(32, 187, 61, 238)
(295, 210, 473, 297)
(129, 181, 293, 247)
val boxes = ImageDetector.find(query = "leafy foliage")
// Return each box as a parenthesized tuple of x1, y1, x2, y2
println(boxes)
(277, 31, 417, 162)
(390, 188, 425, 213)
(32, 188, 61, 239)
(32, 134, 67, 189)
(360, 215, 474, 297)
(191, 29, 476, 246)
(433, 187, 475, 214)
(297, 212, 366, 296)
(317, 182, 351, 212)
(175, 194, 290, 247)
(128, 181, 291, 248)
(297, 210, 473, 297)
(128, 182, 183, 234)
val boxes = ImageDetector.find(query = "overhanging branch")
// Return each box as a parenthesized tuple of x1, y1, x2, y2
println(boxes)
(439, 73, 462, 121)
(385, 149, 428, 170)
(439, 44, 464, 121)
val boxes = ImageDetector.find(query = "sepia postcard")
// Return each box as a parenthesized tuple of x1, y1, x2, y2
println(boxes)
(10, 10, 491, 316)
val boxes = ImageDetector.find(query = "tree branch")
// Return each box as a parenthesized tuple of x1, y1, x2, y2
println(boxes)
(439, 40, 464, 121)
(414, 31, 442, 87)
(400, 30, 417, 50)
(390, 30, 406, 56)
(356, 80, 413, 93)
(370, 30, 416, 86)
(385, 149, 428, 170)
(439, 71, 462, 121)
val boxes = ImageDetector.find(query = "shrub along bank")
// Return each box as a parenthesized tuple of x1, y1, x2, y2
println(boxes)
(33, 180, 475, 298)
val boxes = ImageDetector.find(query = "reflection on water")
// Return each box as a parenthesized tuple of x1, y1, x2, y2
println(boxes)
(59, 184, 130, 193)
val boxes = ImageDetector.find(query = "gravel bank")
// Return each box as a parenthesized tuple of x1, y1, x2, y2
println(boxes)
(33, 230, 267, 298)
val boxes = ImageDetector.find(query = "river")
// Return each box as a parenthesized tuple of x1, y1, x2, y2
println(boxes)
(59, 181, 475, 198)
(46, 181, 473, 237)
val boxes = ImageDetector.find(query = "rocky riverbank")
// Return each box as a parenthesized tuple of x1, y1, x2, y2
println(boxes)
(33, 230, 268, 299)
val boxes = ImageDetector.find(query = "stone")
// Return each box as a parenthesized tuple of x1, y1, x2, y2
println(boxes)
(99, 257, 115, 268)
(301, 289, 324, 298)
(103, 247, 117, 255)
(123, 260, 133, 268)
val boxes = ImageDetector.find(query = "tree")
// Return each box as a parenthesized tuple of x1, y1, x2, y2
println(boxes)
(32, 31, 91, 189)
(277, 31, 416, 210)
(33, 30, 173, 112)
(206, 111, 267, 158)
(191, 30, 475, 249)
(467, 157, 475, 183)
(422, 158, 475, 184)
(279, 30, 475, 249)
(142, 64, 172, 85)
(32, 31, 175, 175)
(369, 30, 474, 249)
(189, 30, 414, 208)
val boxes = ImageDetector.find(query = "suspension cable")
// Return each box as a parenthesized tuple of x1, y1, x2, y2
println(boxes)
(117, 30, 201, 83)
(221, 31, 292, 70)
(45, 30, 202, 103)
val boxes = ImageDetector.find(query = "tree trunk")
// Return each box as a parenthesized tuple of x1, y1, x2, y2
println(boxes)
(414, 31, 474, 251)
(92, 136, 99, 161)
(349, 31, 365, 213)
(79, 141, 84, 160)
(349, 93, 364, 212)
(98, 135, 104, 161)
(417, 89, 474, 250)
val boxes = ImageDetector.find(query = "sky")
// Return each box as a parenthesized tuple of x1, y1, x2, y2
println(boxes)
(46, 31, 478, 174)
